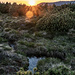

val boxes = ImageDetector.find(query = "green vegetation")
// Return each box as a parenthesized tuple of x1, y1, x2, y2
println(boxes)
(0, 37, 3, 42)
(0, 2, 75, 75)
(36, 8, 75, 35)
(0, 12, 2, 15)
(44, 65, 75, 75)
(3, 45, 12, 51)
(37, 58, 62, 73)
(16, 67, 39, 75)
(16, 50, 26, 56)
(35, 35, 75, 52)
(0, 37, 7, 43)
(16, 66, 75, 75)
(4, 28, 11, 32)
(24, 42, 35, 47)
(34, 31, 46, 37)
(23, 33, 34, 39)
(18, 40, 35, 47)
(68, 29, 75, 42)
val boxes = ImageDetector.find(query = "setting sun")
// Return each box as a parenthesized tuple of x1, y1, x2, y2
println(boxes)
(29, 0, 35, 6)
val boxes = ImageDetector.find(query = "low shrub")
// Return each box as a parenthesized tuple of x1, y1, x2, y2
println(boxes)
(16, 51, 26, 56)
(16, 67, 39, 75)
(24, 41, 35, 47)
(36, 8, 75, 35)
(0, 37, 2, 42)
(16, 66, 75, 75)
(4, 28, 11, 32)
(0, 37, 8, 43)
(18, 40, 35, 47)
(44, 65, 75, 75)
(0, 12, 2, 15)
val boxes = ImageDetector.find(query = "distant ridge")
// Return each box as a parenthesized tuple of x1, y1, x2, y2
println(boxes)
(39, 1, 75, 6)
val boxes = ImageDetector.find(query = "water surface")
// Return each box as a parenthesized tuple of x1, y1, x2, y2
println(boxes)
(27, 57, 45, 72)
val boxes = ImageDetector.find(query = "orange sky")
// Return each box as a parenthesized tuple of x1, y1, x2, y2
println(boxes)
(0, 0, 74, 6)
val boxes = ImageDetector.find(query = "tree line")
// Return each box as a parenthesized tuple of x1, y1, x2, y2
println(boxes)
(0, 2, 75, 17)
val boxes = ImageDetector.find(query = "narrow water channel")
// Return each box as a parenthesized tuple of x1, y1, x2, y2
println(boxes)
(9, 42, 45, 72)
(27, 57, 45, 72)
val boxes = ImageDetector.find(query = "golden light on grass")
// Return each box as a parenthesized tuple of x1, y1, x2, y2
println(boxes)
(29, 0, 35, 6)
(26, 11, 33, 18)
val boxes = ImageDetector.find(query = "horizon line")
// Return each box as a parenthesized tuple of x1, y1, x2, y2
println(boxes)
(0, 0, 75, 6)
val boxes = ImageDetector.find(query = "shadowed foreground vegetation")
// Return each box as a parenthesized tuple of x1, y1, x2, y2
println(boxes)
(16, 66, 75, 75)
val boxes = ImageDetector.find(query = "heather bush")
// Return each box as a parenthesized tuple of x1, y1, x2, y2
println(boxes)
(44, 65, 75, 75)
(16, 66, 75, 75)
(36, 8, 75, 35)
